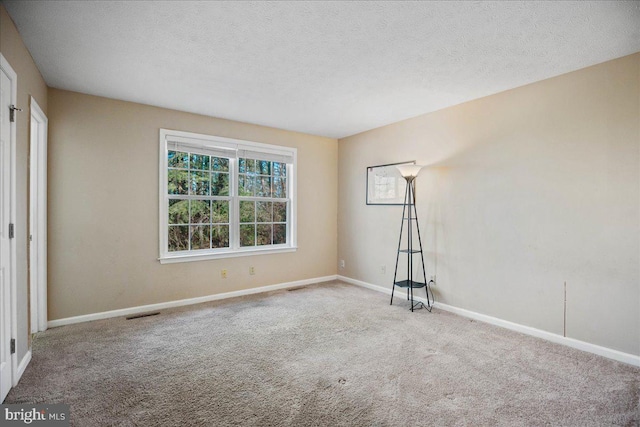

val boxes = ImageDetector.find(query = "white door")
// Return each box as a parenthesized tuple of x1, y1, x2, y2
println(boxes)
(30, 118, 37, 333)
(29, 98, 47, 333)
(0, 55, 16, 402)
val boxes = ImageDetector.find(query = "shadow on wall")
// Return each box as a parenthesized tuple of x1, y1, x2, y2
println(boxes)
(413, 132, 538, 305)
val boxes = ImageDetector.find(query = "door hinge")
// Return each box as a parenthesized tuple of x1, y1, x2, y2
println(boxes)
(9, 105, 22, 123)
(10, 338, 15, 354)
(9, 223, 14, 239)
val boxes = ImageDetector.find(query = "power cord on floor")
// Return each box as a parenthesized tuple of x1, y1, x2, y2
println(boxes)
(425, 279, 435, 312)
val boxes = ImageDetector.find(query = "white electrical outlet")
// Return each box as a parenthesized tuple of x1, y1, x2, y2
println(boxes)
(221, 269, 228, 279)
(249, 266, 255, 275)
(380, 265, 386, 275)
(339, 260, 345, 269)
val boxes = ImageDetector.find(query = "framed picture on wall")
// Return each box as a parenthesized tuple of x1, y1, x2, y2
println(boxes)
(366, 161, 415, 205)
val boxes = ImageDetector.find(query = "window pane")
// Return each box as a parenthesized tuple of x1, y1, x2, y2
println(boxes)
(168, 169, 188, 195)
(212, 225, 229, 248)
(212, 157, 229, 172)
(212, 200, 229, 224)
(258, 160, 271, 175)
(239, 201, 255, 223)
(211, 172, 229, 196)
(257, 224, 272, 246)
(190, 225, 211, 250)
(256, 201, 272, 222)
(273, 162, 286, 177)
(273, 177, 287, 198)
(239, 158, 256, 174)
(190, 171, 210, 196)
(190, 200, 211, 224)
(238, 175, 246, 196)
(239, 174, 255, 196)
(168, 199, 189, 224)
(273, 224, 286, 245)
(168, 151, 189, 168)
(240, 224, 255, 247)
(273, 202, 287, 222)
(247, 159, 256, 173)
(190, 154, 210, 170)
(256, 176, 271, 197)
(168, 225, 189, 251)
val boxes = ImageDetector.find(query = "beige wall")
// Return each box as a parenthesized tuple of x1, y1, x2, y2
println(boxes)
(0, 5, 49, 362)
(338, 53, 640, 356)
(47, 88, 337, 320)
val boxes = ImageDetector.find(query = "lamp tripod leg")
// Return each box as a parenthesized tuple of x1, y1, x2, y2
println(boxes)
(410, 285, 414, 312)
(390, 284, 395, 305)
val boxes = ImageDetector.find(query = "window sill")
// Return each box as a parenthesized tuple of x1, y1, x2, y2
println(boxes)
(159, 246, 298, 264)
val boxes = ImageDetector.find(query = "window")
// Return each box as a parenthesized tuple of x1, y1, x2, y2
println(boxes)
(238, 158, 288, 247)
(159, 129, 296, 263)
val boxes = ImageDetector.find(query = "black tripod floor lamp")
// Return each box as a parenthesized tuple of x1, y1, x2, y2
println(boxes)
(391, 164, 433, 312)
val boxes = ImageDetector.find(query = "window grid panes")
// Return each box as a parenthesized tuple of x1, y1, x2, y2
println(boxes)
(167, 150, 230, 252)
(238, 158, 288, 248)
(166, 151, 289, 254)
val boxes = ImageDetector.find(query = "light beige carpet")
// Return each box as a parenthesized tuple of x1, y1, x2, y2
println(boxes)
(6, 281, 639, 426)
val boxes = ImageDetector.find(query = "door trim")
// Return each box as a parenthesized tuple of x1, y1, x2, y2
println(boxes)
(0, 52, 19, 390)
(29, 96, 47, 333)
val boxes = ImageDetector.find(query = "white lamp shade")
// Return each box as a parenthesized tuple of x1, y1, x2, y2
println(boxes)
(396, 164, 424, 179)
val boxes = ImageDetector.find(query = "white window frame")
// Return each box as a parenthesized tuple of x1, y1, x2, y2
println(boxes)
(159, 129, 297, 264)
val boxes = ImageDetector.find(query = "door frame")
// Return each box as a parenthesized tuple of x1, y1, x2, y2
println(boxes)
(29, 96, 47, 333)
(0, 52, 18, 394)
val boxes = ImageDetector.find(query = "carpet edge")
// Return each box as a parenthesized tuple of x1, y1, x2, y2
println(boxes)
(337, 275, 640, 367)
(47, 275, 338, 328)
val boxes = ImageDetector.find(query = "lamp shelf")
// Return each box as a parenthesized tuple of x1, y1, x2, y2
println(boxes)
(398, 249, 422, 254)
(393, 279, 426, 289)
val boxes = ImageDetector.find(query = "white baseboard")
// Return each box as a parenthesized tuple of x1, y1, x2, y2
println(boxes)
(337, 275, 640, 367)
(48, 275, 338, 328)
(14, 350, 31, 386)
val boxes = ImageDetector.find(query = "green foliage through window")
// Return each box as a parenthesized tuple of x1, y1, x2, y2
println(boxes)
(167, 151, 233, 252)
(166, 148, 290, 253)
(237, 157, 288, 249)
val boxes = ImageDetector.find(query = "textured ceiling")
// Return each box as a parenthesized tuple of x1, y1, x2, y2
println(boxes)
(3, 1, 640, 138)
